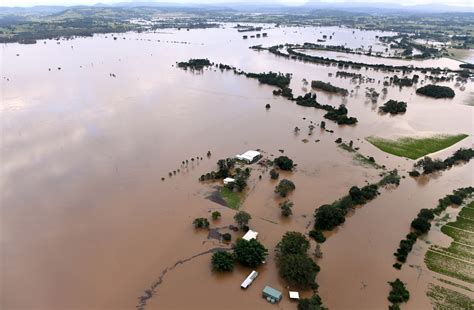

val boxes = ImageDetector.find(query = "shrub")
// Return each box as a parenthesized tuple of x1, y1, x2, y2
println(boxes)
(211, 211, 221, 220)
(233, 211, 251, 230)
(234, 239, 268, 268)
(270, 169, 279, 180)
(280, 200, 294, 217)
(274, 156, 294, 170)
(222, 233, 232, 242)
(387, 279, 410, 304)
(393, 263, 402, 270)
(193, 217, 210, 228)
(211, 251, 234, 272)
(408, 170, 420, 177)
(275, 179, 296, 197)
(309, 230, 326, 243)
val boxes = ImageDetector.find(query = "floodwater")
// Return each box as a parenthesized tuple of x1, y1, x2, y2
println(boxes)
(1, 24, 473, 310)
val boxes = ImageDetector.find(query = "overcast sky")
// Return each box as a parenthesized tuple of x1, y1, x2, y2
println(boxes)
(1, 0, 473, 7)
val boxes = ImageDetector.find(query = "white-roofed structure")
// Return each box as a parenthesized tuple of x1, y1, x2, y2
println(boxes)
(241, 270, 258, 289)
(223, 177, 235, 185)
(289, 291, 300, 300)
(242, 229, 258, 241)
(235, 150, 261, 163)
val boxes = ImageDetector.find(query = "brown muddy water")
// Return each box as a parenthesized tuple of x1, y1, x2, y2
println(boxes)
(1, 24, 473, 310)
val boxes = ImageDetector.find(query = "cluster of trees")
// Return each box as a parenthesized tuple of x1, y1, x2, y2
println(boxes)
(199, 158, 236, 181)
(391, 74, 419, 87)
(336, 71, 363, 79)
(298, 294, 327, 310)
(379, 100, 407, 114)
(416, 84, 455, 98)
(275, 179, 296, 197)
(267, 44, 454, 75)
(411, 148, 474, 175)
(193, 217, 210, 228)
(211, 238, 268, 272)
(393, 187, 474, 267)
(234, 211, 251, 230)
(394, 208, 433, 264)
(310, 80, 349, 96)
(314, 171, 399, 231)
(276, 232, 320, 289)
(177, 58, 212, 70)
(280, 200, 294, 217)
(459, 63, 474, 69)
(245, 72, 291, 89)
(226, 167, 251, 192)
(273, 156, 295, 170)
(387, 279, 410, 309)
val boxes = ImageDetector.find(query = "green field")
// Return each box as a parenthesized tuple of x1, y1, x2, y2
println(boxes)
(426, 284, 474, 310)
(366, 134, 468, 159)
(219, 187, 243, 210)
(425, 201, 474, 284)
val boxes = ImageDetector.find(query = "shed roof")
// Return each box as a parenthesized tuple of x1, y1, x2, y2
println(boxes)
(289, 291, 300, 299)
(242, 230, 258, 241)
(262, 286, 282, 299)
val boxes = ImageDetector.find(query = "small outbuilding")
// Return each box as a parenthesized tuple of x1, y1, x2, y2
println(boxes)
(262, 286, 282, 303)
(235, 150, 261, 163)
(289, 291, 300, 300)
(242, 229, 258, 241)
(223, 177, 235, 185)
(241, 270, 258, 289)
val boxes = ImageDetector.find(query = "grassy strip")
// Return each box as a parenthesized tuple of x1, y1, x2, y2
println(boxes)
(426, 284, 474, 309)
(219, 187, 243, 210)
(425, 250, 474, 284)
(441, 225, 474, 246)
(436, 278, 473, 292)
(366, 134, 468, 159)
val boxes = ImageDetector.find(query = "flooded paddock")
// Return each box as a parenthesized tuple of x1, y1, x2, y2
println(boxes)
(1, 24, 473, 309)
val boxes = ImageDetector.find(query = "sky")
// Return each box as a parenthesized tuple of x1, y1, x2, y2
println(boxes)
(1, 0, 473, 7)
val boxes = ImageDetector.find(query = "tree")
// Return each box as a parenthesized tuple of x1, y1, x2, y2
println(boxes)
(234, 239, 268, 268)
(275, 179, 296, 197)
(234, 211, 251, 230)
(278, 253, 319, 289)
(411, 217, 431, 234)
(280, 200, 293, 217)
(379, 100, 407, 114)
(387, 279, 410, 304)
(276, 231, 310, 257)
(222, 233, 232, 242)
(298, 294, 327, 310)
(270, 169, 279, 180)
(274, 156, 294, 170)
(314, 205, 345, 230)
(193, 217, 210, 229)
(309, 230, 326, 243)
(417, 209, 434, 220)
(416, 84, 455, 99)
(211, 211, 221, 220)
(211, 251, 234, 272)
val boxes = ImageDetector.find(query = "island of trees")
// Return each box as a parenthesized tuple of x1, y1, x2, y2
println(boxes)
(310, 80, 349, 96)
(379, 100, 407, 114)
(416, 84, 455, 99)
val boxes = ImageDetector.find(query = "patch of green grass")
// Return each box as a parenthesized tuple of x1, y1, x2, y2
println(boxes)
(338, 143, 356, 153)
(366, 134, 469, 159)
(425, 250, 474, 283)
(441, 225, 474, 246)
(426, 284, 473, 310)
(219, 187, 243, 210)
(436, 278, 473, 292)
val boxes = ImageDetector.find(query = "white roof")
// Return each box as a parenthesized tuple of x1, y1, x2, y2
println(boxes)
(241, 270, 258, 289)
(236, 150, 261, 162)
(242, 229, 258, 241)
(223, 177, 235, 184)
(289, 291, 300, 299)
